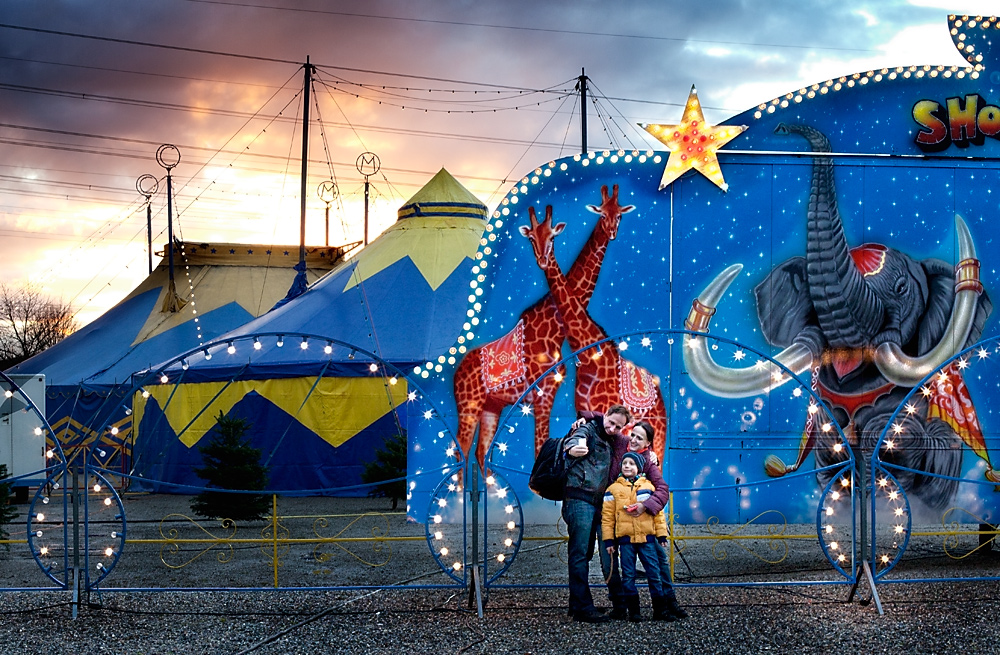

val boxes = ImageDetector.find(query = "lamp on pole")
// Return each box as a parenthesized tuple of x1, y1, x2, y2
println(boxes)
(316, 180, 338, 247)
(135, 174, 159, 274)
(356, 152, 380, 246)
(155, 144, 183, 312)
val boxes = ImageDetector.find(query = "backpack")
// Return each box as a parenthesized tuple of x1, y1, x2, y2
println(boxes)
(528, 435, 580, 501)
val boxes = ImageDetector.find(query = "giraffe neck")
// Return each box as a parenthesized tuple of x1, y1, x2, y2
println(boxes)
(540, 252, 607, 351)
(565, 221, 611, 304)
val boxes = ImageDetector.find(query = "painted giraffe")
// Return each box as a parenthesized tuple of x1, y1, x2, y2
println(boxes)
(453, 185, 634, 473)
(521, 201, 668, 463)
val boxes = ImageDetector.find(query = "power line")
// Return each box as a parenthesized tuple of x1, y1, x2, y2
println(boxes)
(0, 23, 585, 91)
(0, 54, 284, 89)
(180, 0, 879, 54)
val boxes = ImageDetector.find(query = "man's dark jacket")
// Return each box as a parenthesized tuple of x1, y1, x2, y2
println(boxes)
(563, 417, 669, 514)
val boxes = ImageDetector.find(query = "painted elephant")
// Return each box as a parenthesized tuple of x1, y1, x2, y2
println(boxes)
(683, 123, 993, 512)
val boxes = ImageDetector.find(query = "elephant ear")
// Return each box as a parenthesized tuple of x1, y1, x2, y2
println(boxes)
(754, 256, 818, 348)
(919, 257, 994, 354)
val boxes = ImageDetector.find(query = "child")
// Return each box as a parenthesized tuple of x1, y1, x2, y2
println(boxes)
(629, 421, 688, 620)
(601, 451, 667, 622)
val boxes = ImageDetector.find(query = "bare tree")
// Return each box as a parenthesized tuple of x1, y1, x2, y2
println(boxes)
(0, 284, 78, 368)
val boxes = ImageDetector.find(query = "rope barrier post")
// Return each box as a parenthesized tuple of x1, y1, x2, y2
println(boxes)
(71, 457, 81, 618)
(668, 492, 675, 583)
(467, 463, 479, 610)
(272, 494, 279, 589)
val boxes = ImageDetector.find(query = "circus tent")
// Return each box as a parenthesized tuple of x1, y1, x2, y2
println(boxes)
(131, 168, 488, 493)
(7, 243, 349, 470)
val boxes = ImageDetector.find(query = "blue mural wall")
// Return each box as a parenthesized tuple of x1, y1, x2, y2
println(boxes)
(408, 15, 1000, 526)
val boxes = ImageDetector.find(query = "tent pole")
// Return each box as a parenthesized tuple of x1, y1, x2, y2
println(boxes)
(578, 68, 588, 154)
(299, 57, 313, 268)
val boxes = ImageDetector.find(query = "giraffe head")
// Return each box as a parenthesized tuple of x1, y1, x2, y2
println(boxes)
(586, 184, 634, 240)
(520, 205, 566, 269)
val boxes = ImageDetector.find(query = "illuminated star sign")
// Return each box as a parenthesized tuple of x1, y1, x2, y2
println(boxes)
(643, 85, 747, 192)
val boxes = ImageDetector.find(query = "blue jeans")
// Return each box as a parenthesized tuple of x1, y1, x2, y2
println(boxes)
(562, 498, 624, 613)
(619, 541, 664, 599)
(654, 540, 678, 601)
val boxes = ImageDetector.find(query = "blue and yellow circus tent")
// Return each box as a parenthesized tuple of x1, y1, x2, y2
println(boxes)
(7, 244, 348, 472)
(131, 169, 488, 493)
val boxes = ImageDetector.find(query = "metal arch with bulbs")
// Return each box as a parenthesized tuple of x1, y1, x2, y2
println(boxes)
(1, 371, 71, 589)
(866, 334, 1000, 581)
(483, 328, 858, 587)
(90, 332, 459, 496)
(423, 464, 524, 587)
(80, 470, 127, 591)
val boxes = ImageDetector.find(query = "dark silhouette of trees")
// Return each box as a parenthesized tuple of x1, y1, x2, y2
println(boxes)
(0, 284, 77, 369)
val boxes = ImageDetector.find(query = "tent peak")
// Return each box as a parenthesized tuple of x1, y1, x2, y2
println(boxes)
(397, 169, 487, 221)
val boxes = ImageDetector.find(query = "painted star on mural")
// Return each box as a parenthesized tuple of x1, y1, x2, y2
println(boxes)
(643, 85, 747, 192)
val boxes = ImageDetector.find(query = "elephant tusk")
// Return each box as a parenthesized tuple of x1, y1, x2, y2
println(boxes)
(684, 264, 815, 398)
(874, 214, 983, 387)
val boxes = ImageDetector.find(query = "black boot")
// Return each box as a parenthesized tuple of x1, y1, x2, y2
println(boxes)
(607, 600, 628, 620)
(626, 595, 642, 622)
(651, 595, 676, 622)
(665, 595, 688, 619)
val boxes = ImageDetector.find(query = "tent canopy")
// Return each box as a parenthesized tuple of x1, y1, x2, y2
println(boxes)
(9, 242, 350, 387)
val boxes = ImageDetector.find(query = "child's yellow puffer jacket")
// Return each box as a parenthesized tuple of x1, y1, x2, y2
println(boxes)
(601, 474, 660, 547)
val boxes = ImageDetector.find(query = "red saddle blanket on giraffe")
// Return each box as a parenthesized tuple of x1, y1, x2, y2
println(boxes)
(481, 320, 527, 392)
(618, 358, 658, 413)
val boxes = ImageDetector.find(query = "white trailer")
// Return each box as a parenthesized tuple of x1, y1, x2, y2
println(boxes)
(0, 373, 47, 486)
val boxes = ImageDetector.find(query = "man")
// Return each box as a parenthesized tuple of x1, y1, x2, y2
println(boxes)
(562, 404, 669, 623)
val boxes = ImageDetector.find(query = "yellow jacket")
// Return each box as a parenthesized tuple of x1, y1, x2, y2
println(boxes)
(601, 474, 661, 546)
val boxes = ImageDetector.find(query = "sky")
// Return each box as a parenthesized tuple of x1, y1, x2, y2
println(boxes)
(1, 0, 996, 326)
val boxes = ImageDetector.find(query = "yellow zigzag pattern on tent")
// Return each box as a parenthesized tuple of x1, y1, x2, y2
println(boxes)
(49, 415, 133, 446)
(134, 377, 408, 449)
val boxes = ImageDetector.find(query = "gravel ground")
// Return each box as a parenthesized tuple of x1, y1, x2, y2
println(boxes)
(1, 493, 1000, 654)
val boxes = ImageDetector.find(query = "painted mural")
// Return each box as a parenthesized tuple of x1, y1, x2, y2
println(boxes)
(408, 15, 1000, 527)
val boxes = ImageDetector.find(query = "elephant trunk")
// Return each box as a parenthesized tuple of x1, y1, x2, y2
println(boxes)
(777, 123, 882, 349)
